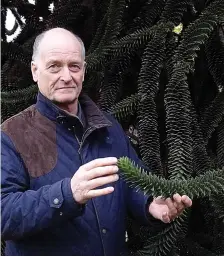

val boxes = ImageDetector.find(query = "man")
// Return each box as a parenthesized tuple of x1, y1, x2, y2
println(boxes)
(1, 28, 192, 256)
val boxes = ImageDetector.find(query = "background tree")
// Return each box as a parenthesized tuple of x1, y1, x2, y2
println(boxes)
(1, 0, 224, 255)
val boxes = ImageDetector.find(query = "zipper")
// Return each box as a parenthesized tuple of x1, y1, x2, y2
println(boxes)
(92, 199, 106, 256)
(77, 122, 110, 153)
(78, 127, 93, 154)
(75, 127, 106, 255)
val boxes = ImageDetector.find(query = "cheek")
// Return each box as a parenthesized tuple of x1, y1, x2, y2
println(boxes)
(51, 74, 60, 84)
(74, 73, 84, 84)
(45, 73, 60, 87)
(39, 71, 50, 82)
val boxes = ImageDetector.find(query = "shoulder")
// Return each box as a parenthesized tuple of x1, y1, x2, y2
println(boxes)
(103, 111, 122, 127)
(1, 105, 37, 134)
(102, 111, 129, 144)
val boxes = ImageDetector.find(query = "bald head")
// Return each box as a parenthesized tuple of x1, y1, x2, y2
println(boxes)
(31, 28, 86, 113)
(32, 28, 85, 61)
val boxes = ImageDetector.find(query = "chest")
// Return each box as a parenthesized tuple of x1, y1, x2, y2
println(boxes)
(29, 125, 124, 190)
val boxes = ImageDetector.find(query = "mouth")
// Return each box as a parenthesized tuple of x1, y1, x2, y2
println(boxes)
(57, 87, 76, 90)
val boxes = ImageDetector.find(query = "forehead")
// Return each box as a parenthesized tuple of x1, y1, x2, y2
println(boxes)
(43, 49, 82, 63)
(39, 34, 82, 61)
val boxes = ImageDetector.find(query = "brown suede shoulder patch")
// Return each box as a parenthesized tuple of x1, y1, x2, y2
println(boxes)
(1, 105, 57, 178)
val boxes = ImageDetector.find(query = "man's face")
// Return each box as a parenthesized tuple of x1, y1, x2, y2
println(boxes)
(31, 32, 85, 106)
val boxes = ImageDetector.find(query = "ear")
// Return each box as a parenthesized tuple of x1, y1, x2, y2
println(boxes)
(82, 61, 87, 82)
(31, 61, 38, 82)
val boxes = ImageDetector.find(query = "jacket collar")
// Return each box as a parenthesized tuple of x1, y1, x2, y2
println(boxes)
(35, 91, 112, 130)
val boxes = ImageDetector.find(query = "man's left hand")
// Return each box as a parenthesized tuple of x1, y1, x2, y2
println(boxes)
(148, 194, 192, 223)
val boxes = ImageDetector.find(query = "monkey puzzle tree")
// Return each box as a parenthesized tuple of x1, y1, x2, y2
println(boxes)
(1, 0, 224, 255)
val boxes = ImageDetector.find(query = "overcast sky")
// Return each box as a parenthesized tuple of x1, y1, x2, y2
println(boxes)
(5, 0, 53, 42)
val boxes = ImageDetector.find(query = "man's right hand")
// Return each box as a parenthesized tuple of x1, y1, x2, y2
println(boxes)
(70, 157, 119, 204)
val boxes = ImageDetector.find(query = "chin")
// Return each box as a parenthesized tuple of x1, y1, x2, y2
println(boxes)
(53, 93, 77, 104)
(57, 96, 77, 104)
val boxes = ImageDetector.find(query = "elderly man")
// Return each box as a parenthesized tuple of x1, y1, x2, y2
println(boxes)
(1, 28, 192, 256)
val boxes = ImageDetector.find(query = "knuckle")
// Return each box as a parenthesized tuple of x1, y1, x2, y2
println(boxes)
(177, 203, 184, 210)
(78, 167, 85, 174)
(103, 166, 116, 174)
(166, 198, 172, 205)
(83, 181, 89, 189)
(108, 165, 115, 172)
(105, 166, 112, 172)
(77, 172, 85, 181)
(83, 173, 89, 181)
(95, 159, 101, 166)
(109, 174, 118, 182)
(179, 206, 184, 212)
(171, 209, 178, 216)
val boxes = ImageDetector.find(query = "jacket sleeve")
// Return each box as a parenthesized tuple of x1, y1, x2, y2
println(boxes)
(1, 132, 85, 241)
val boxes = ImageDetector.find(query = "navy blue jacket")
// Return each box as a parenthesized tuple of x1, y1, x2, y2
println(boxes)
(1, 92, 152, 256)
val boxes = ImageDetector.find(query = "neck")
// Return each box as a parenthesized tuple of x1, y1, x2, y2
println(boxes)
(56, 101, 78, 116)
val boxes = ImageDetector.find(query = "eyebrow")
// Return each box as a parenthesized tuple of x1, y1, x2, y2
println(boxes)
(46, 59, 82, 65)
(46, 59, 60, 66)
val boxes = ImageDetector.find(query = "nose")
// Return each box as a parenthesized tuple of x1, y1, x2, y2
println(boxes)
(60, 67, 72, 83)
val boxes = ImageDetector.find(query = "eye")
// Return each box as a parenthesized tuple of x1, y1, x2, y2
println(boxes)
(48, 63, 60, 72)
(69, 64, 80, 72)
(50, 64, 57, 68)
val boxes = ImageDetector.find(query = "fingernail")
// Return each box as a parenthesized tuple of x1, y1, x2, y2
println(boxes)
(114, 166, 119, 172)
(108, 187, 114, 192)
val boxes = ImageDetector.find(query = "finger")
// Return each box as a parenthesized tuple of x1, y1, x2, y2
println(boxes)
(181, 195, 192, 207)
(173, 193, 184, 212)
(87, 165, 119, 180)
(173, 193, 181, 204)
(87, 174, 119, 190)
(86, 186, 115, 199)
(82, 157, 118, 171)
(165, 198, 178, 219)
(161, 212, 171, 223)
(154, 196, 165, 204)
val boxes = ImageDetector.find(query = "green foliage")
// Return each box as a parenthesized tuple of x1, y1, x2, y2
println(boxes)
(138, 210, 190, 255)
(201, 90, 224, 143)
(108, 93, 138, 120)
(1, 0, 224, 255)
(137, 25, 171, 174)
(1, 84, 37, 104)
(118, 157, 224, 199)
(217, 118, 224, 168)
(205, 27, 224, 89)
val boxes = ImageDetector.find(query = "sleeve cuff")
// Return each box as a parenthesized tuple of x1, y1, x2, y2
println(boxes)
(48, 178, 85, 218)
(129, 190, 152, 225)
